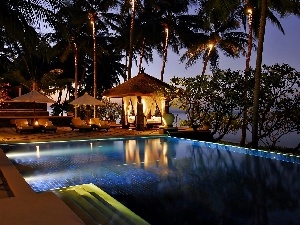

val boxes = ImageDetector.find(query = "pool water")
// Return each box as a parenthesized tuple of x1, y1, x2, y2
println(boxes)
(4, 137, 300, 225)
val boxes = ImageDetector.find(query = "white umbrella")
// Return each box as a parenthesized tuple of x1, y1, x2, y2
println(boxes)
(11, 90, 55, 122)
(70, 92, 104, 119)
(12, 90, 55, 103)
(70, 92, 104, 106)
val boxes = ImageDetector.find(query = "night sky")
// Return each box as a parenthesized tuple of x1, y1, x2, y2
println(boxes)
(133, 15, 300, 82)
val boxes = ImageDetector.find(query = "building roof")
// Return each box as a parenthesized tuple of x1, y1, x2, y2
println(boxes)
(102, 73, 171, 98)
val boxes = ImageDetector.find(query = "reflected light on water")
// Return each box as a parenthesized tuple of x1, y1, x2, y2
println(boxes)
(5, 137, 300, 225)
(36, 146, 40, 158)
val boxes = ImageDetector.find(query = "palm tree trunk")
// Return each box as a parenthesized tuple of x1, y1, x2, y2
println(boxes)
(240, 5, 253, 146)
(202, 54, 210, 76)
(160, 25, 169, 81)
(124, 51, 128, 81)
(138, 38, 145, 73)
(252, 0, 267, 149)
(128, 0, 135, 80)
(202, 45, 213, 76)
(74, 41, 78, 118)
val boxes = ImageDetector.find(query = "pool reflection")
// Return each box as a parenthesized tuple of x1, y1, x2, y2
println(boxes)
(5, 137, 300, 225)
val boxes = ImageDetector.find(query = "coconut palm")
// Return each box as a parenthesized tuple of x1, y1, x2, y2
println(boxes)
(131, 0, 198, 80)
(155, 0, 197, 81)
(128, 0, 136, 80)
(114, 0, 145, 80)
(197, 0, 299, 147)
(147, 0, 195, 81)
(0, 0, 65, 54)
(247, 0, 300, 148)
(54, 0, 123, 89)
(181, 13, 249, 75)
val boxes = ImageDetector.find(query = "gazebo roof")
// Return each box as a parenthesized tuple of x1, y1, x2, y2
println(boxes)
(102, 72, 171, 98)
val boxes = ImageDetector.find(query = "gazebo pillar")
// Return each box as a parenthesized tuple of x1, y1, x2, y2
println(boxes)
(121, 98, 126, 128)
(165, 99, 170, 113)
(136, 96, 144, 131)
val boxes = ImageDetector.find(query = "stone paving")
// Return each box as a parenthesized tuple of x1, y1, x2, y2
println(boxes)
(0, 126, 162, 144)
(0, 170, 11, 199)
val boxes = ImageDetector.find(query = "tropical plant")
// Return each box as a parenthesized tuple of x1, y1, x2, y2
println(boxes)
(0, 0, 65, 55)
(171, 69, 250, 141)
(172, 64, 300, 149)
(0, 79, 10, 107)
(251, 0, 300, 148)
(152, 0, 196, 81)
(98, 97, 122, 122)
(237, 0, 290, 146)
(180, 12, 249, 75)
(248, 64, 300, 150)
(49, 0, 125, 95)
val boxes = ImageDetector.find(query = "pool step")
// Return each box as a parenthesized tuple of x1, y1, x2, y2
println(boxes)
(53, 184, 149, 225)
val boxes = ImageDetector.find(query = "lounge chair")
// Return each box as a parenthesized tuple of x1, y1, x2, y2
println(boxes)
(15, 119, 34, 134)
(90, 118, 110, 131)
(70, 118, 92, 132)
(37, 119, 57, 133)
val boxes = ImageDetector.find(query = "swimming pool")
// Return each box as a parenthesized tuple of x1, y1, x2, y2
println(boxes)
(4, 136, 300, 225)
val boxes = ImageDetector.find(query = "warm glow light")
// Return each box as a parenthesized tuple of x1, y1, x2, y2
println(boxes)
(35, 121, 38, 125)
(162, 118, 167, 126)
(246, 7, 253, 25)
(88, 11, 97, 118)
(36, 146, 40, 158)
(131, 0, 135, 12)
(207, 43, 214, 57)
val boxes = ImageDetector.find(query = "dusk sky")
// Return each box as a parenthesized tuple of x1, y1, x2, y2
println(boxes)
(130, 15, 300, 83)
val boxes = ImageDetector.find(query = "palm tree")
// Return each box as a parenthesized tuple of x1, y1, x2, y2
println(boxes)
(240, 2, 255, 147)
(0, 0, 65, 54)
(128, 0, 136, 80)
(249, 0, 300, 148)
(151, 0, 195, 81)
(181, 13, 249, 75)
(116, 0, 197, 80)
(160, 22, 169, 81)
(197, 0, 299, 147)
(114, 0, 146, 80)
(157, 0, 197, 81)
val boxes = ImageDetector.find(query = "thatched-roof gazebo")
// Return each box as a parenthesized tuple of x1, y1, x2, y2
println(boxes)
(102, 72, 171, 97)
(103, 72, 172, 130)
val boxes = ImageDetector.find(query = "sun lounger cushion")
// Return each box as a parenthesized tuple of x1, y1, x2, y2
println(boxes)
(15, 119, 33, 133)
(90, 118, 110, 131)
(37, 119, 57, 133)
(71, 118, 92, 131)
